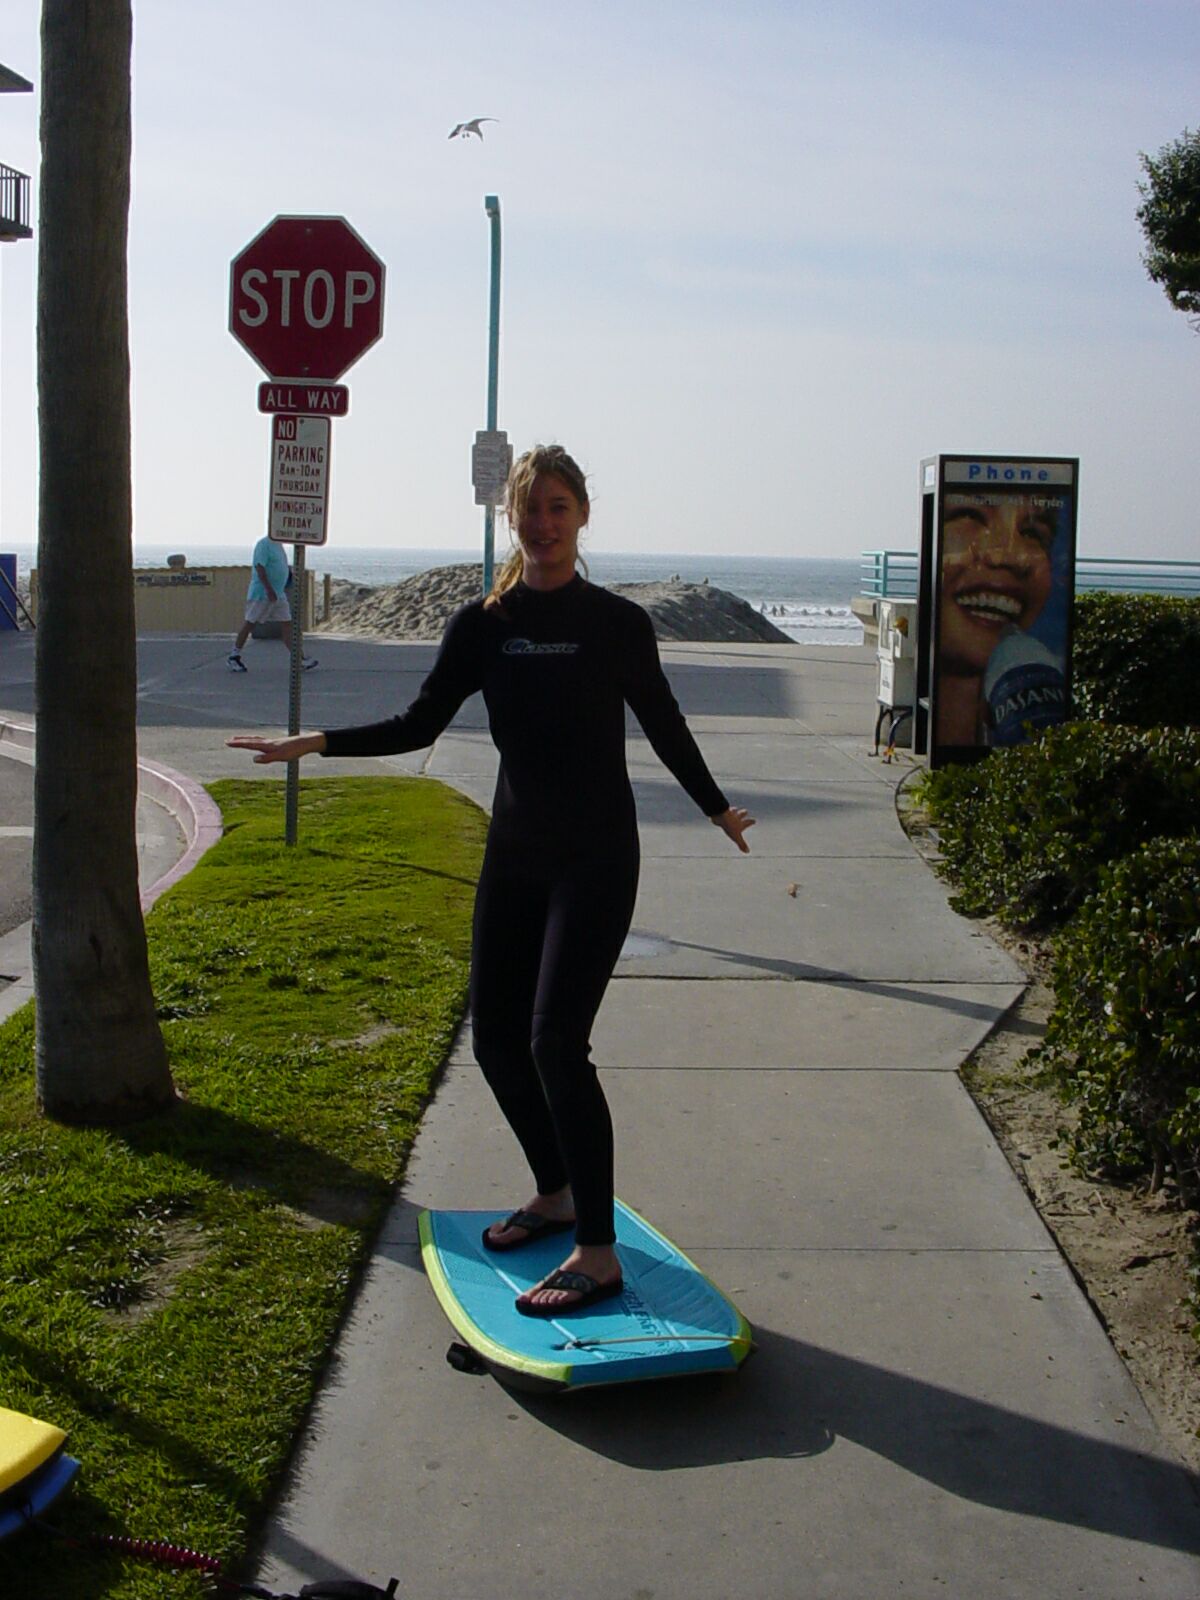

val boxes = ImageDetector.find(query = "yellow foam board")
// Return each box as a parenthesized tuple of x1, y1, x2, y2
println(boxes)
(0, 1407, 67, 1496)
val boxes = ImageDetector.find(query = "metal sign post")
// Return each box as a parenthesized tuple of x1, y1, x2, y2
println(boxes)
(286, 544, 307, 846)
(267, 414, 330, 846)
(481, 195, 502, 594)
(229, 214, 386, 843)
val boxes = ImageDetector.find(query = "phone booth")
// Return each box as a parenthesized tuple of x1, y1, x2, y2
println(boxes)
(917, 455, 1078, 769)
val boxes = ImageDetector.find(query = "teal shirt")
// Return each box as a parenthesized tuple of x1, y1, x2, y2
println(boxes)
(247, 537, 289, 602)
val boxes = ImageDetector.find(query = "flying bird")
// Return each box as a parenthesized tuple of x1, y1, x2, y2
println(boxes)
(449, 118, 497, 140)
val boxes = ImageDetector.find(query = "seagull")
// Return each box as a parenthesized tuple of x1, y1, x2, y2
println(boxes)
(449, 118, 497, 140)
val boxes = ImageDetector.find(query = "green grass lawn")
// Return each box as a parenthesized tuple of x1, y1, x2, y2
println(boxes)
(0, 776, 487, 1599)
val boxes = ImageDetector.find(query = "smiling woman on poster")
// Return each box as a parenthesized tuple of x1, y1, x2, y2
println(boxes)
(934, 491, 1069, 749)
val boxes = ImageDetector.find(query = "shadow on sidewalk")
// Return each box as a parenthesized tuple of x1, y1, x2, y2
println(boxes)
(377, 1201, 1200, 1557)
(503, 1321, 1200, 1557)
(623, 933, 1020, 1024)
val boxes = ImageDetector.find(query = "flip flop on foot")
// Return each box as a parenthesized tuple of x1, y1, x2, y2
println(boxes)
(515, 1269, 624, 1318)
(481, 1209, 576, 1253)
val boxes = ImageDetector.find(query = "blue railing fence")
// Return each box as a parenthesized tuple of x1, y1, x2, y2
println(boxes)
(860, 551, 918, 598)
(861, 550, 1200, 600)
(1073, 557, 1200, 595)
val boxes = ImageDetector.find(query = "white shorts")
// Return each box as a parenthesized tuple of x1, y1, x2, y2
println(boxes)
(244, 596, 290, 624)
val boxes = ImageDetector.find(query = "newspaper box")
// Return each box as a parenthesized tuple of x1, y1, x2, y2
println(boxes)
(875, 598, 917, 750)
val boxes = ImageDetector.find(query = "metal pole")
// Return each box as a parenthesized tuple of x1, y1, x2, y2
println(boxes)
(285, 542, 306, 846)
(482, 194, 501, 595)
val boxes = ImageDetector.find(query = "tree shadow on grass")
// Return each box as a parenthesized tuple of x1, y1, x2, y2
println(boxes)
(114, 1097, 394, 1228)
(292, 843, 480, 890)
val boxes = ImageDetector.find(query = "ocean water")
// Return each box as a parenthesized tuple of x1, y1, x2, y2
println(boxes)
(3, 542, 864, 645)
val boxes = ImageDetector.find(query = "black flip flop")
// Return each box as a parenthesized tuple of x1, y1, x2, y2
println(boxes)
(515, 1269, 624, 1318)
(481, 1209, 576, 1253)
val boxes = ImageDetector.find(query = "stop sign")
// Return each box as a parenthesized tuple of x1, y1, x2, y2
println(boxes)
(229, 215, 385, 381)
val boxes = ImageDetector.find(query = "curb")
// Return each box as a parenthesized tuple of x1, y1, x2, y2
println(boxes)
(133, 755, 225, 912)
(0, 719, 224, 1023)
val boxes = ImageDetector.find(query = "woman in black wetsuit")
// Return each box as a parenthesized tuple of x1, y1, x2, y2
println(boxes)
(228, 445, 754, 1315)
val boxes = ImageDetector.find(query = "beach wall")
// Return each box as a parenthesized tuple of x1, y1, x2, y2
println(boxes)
(27, 565, 317, 632)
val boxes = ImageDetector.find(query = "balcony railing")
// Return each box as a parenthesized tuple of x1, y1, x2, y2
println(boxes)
(861, 550, 1200, 599)
(0, 163, 31, 241)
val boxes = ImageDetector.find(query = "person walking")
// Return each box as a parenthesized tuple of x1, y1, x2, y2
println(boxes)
(228, 533, 318, 672)
(228, 445, 753, 1314)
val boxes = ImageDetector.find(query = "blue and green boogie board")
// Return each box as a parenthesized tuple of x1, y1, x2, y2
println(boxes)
(419, 1199, 754, 1392)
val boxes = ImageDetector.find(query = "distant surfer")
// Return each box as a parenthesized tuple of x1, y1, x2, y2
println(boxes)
(228, 444, 754, 1315)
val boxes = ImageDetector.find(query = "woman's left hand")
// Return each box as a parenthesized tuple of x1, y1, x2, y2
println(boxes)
(710, 806, 756, 853)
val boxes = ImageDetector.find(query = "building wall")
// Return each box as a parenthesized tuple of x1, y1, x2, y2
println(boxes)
(28, 566, 319, 632)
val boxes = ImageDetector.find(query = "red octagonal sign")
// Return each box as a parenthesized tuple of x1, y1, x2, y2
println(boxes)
(229, 215, 385, 382)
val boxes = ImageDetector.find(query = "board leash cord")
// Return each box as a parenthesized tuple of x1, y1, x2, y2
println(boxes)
(28, 1517, 399, 1599)
(555, 1333, 755, 1351)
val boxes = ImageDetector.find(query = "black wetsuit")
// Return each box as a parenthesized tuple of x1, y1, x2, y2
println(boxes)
(321, 576, 728, 1244)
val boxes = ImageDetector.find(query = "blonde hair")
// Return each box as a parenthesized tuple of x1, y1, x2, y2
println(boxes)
(485, 444, 590, 610)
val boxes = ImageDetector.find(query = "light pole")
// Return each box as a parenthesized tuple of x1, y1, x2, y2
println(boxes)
(482, 194, 501, 593)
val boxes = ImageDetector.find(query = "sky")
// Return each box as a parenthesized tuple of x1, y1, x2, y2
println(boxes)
(1, 0, 1199, 563)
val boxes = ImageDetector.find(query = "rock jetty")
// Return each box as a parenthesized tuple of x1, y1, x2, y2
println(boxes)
(317, 563, 792, 645)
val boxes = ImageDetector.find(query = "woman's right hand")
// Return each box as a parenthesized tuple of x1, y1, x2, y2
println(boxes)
(710, 805, 756, 853)
(226, 732, 326, 764)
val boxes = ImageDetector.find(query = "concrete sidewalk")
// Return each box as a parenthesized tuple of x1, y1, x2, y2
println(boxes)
(3, 627, 1198, 1596)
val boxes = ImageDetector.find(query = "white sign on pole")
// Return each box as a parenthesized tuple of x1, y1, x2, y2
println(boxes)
(472, 429, 512, 506)
(269, 414, 331, 545)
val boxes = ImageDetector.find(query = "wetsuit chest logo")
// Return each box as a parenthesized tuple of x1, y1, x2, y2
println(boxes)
(502, 638, 581, 656)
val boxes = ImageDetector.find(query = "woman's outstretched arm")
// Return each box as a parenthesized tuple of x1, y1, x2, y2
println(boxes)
(621, 603, 755, 852)
(226, 732, 327, 764)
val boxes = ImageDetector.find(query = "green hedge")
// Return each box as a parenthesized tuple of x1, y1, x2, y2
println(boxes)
(1073, 591, 1200, 728)
(1039, 836, 1200, 1199)
(919, 722, 1200, 930)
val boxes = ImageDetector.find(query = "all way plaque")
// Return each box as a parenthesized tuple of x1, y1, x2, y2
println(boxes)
(269, 414, 330, 546)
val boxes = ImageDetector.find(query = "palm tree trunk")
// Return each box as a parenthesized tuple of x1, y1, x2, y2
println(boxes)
(34, 0, 174, 1121)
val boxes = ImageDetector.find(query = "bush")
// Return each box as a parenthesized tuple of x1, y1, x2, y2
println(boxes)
(919, 722, 1200, 930)
(1040, 836, 1200, 1198)
(1072, 591, 1200, 728)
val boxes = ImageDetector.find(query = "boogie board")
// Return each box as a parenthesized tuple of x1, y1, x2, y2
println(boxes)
(0, 1405, 80, 1540)
(419, 1199, 753, 1393)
